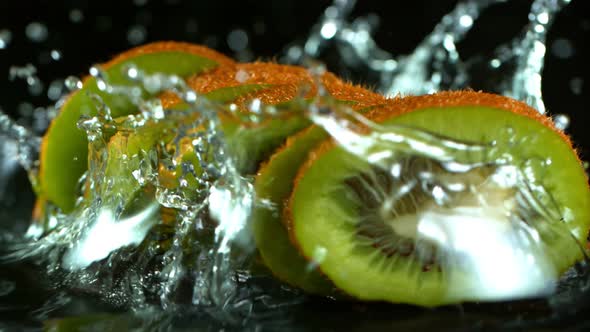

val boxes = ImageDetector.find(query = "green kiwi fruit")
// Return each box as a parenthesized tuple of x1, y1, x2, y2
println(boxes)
(285, 91, 590, 306)
(44, 44, 381, 221)
(252, 126, 337, 294)
(250, 101, 386, 294)
(35, 41, 589, 307)
(102, 119, 176, 211)
(40, 42, 234, 213)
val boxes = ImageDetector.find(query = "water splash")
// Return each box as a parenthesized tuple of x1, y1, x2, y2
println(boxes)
(383, 0, 507, 96)
(1, 63, 264, 319)
(0, 29, 12, 49)
(291, 0, 570, 114)
(0, 0, 585, 327)
(501, 0, 572, 113)
(303, 65, 580, 302)
(0, 111, 41, 177)
(9, 64, 45, 97)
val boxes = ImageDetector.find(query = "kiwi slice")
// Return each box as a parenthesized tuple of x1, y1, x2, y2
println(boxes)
(70, 58, 379, 223)
(40, 42, 234, 212)
(38, 42, 389, 215)
(252, 126, 336, 294)
(102, 119, 178, 210)
(251, 97, 386, 293)
(287, 91, 590, 306)
(160, 62, 389, 182)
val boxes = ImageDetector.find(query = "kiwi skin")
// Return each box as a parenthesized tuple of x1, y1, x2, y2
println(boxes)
(286, 90, 590, 306)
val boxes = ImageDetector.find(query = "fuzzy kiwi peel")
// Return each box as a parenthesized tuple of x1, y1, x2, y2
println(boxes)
(286, 91, 590, 306)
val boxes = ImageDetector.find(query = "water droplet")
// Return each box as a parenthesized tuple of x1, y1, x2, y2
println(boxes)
(308, 246, 327, 269)
(65, 76, 83, 91)
(17, 103, 33, 119)
(8, 64, 44, 96)
(552, 114, 569, 131)
(28, 77, 44, 96)
(235, 69, 250, 83)
(126, 65, 139, 80)
(489, 59, 501, 70)
(320, 21, 338, 39)
(248, 98, 262, 113)
(127, 25, 147, 45)
(47, 79, 64, 101)
(227, 29, 249, 52)
(324, 5, 339, 19)
(9, 64, 36, 81)
(551, 38, 574, 59)
(25, 22, 48, 43)
(69, 9, 84, 23)
(537, 12, 549, 24)
(142, 75, 162, 93)
(286, 46, 303, 62)
(569, 77, 583, 95)
(96, 80, 107, 91)
(459, 15, 473, 28)
(50, 49, 62, 61)
(89, 66, 101, 77)
(183, 90, 197, 103)
(0, 29, 12, 49)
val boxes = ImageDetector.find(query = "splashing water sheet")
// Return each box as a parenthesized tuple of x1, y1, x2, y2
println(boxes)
(1, 0, 589, 330)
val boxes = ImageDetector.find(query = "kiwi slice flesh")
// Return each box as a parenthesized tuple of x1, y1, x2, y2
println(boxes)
(252, 126, 335, 294)
(103, 119, 177, 211)
(289, 92, 590, 306)
(40, 42, 233, 212)
(251, 93, 386, 293)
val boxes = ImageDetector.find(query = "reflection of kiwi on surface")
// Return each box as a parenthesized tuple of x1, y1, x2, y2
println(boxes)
(265, 91, 590, 305)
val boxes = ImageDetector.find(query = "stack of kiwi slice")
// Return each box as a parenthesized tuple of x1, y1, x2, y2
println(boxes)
(35, 42, 590, 306)
(263, 92, 590, 306)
